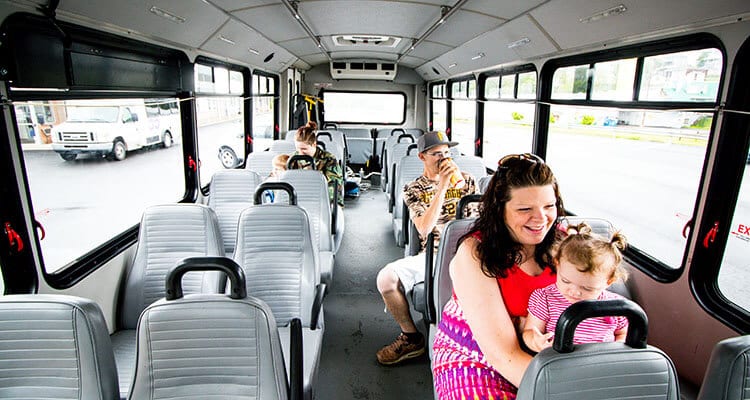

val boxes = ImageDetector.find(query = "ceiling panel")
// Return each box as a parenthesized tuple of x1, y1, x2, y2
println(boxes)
(59, 0, 228, 48)
(204, 18, 295, 72)
(462, 0, 547, 19)
(282, 37, 322, 57)
(532, 0, 750, 50)
(410, 40, 453, 62)
(428, 9, 504, 47)
(400, 55, 428, 69)
(301, 1, 439, 38)
(212, 0, 279, 12)
(300, 53, 330, 67)
(233, 3, 308, 43)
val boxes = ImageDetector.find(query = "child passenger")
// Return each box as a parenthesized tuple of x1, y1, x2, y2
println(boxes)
(270, 153, 289, 178)
(522, 222, 629, 352)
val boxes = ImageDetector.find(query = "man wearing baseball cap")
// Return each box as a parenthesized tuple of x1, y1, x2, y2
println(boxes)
(375, 131, 479, 365)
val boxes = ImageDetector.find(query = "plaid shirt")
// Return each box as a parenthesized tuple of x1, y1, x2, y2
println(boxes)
(288, 147, 344, 207)
(403, 173, 479, 252)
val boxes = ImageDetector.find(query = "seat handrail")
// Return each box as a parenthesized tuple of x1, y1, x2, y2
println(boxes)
(554, 299, 648, 353)
(254, 181, 297, 205)
(166, 256, 246, 300)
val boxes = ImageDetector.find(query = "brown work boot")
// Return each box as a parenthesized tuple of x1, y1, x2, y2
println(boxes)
(376, 333, 425, 365)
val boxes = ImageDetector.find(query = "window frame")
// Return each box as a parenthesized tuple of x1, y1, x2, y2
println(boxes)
(688, 35, 750, 334)
(538, 33, 727, 283)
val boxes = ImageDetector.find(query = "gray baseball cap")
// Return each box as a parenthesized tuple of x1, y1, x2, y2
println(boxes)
(417, 131, 458, 153)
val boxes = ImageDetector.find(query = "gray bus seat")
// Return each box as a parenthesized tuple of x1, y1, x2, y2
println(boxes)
(270, 140, 296, 153)
(246, 151, 282, 177)
(453, 155, 487, 180)
(128, 257, 299, 400)
(317, 130, 347, 164)
(340, 128, 372, 165)
(112, 204, 226, 399)
(386, 142, 418, 211)
(234, 203, 325, 400)
(478, 175, 492, 193)
(278, 169, 340, 283)
(208, 169, 263, 255)
(392, 155, 425, 247)
(0, 294, 119, 400)
(697, 335, 750, 400)
(380, 129, 410, 192)
(517, 299, 679, 400)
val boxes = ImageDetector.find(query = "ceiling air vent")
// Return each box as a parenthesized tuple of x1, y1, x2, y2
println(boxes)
(330, 60, 398, 81)
(332, 35, 402, 48)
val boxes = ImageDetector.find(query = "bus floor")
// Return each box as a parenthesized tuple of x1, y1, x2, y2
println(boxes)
(317, 181, 434, 400)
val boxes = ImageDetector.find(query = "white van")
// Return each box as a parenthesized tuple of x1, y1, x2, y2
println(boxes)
(51, 99, 179, 161)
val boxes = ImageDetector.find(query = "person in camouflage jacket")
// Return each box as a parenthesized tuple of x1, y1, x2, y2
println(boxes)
(289, 121, 344, 207)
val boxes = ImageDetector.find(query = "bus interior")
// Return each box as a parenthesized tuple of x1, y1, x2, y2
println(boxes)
(1, 0, 749, 399)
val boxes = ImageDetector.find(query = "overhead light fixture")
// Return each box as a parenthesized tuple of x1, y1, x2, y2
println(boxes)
(579, 4, 627, 23)
(471, 52, 485, 60)
(218, 35, 235, 45)
(448, 63, 457, 68)
(248, 48, 260, 55)
(507, 37, 530, 49)
(149, 6, 186, 24)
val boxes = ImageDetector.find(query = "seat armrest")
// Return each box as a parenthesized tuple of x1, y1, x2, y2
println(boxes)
(311, 283, 327, 330)
(289, 318, 303, 400)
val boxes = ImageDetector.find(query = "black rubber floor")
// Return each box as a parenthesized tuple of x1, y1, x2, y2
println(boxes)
(316, 182, 434, 400)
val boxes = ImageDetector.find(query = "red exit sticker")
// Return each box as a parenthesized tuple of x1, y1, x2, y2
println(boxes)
(730, 223, 750, 242)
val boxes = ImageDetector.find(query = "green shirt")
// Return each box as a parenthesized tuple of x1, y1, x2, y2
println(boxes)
(288, 147, 344, 207)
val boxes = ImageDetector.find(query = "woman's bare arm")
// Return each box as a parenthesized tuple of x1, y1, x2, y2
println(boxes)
(450, 237, 533, 387)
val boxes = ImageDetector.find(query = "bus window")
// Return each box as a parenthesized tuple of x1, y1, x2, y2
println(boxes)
(718, 147, 750, 311)
(482, 69, 536, 168)
(16, 98, 184, 273)
(430, 83, 447, 134)
(195, 64, 246, 178)
(253, 73, 276, 149)
(545, 47, 722, 271)
(323, 91, 406, 125)
(450, 79, 476, 156)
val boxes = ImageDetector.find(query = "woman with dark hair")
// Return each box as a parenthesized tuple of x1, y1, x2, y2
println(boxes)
(288, 121, 344, 206)
(431, 153, 566, 400)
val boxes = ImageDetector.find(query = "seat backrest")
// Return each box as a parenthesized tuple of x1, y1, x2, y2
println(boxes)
(119, 204, 225, 329)
(453, 155, 487, 179)
(518, 299, 679, 400)
(128, 258, 290, 400)
(0, 294, 119, 400)
(340, 128, 372, 164)
(478, 175, 492, 193)
(234, 205, 319, 327)
(392, 155, 424, 221)
(317, 130, 346, 155)
(285, 129, 297, 141)
(386, 142, 418, 199)
(317, 139, 345, 168)
(246, 151, 281, 177)
(277, 169, 333, 253)
(208, 169, 263, 254)
(382, 134, 417, 193)
(697, 335, 750, 400)
(432, 218, 475, 325)
(270, 140, 296, 153)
